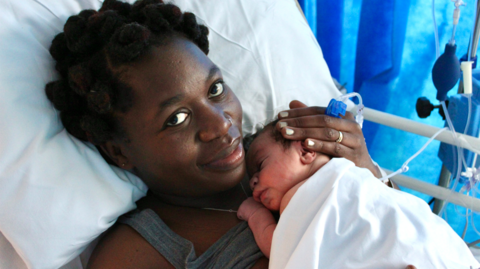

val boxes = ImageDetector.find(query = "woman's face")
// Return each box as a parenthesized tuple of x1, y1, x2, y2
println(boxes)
(113, 36, 245, 198)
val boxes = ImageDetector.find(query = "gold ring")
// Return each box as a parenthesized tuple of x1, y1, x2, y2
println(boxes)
(336, 131, 343, 143)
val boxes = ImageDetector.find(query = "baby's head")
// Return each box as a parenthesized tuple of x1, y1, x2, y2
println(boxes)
(245, 120, 331, 211)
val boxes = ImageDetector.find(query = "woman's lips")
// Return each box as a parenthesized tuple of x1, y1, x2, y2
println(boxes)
(203, 141, 244, 171)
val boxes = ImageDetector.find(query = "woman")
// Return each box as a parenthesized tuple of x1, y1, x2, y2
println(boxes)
(46, 0, 382, 267)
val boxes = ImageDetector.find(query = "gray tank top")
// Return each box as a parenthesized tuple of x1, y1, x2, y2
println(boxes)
(119, 209, 264, 269)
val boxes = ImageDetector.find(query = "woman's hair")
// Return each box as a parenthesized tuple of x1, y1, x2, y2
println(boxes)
(45, 0, 209, 144)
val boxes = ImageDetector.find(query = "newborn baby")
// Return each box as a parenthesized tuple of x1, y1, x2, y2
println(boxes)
(238, 121, 479, 268)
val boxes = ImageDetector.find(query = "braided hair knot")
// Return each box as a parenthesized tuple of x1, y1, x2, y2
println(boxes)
(46, 79, 86, 113)
(68, 63, 93, 96)
(196, 25, 210, 55)
(87, 81, 113, 114)
(129, 0, 164, 22)
(106, 23, 151, 64)
(99, 0, 132, 17)
(64, 10, 99, 54)
(50, 33, 75, 77)
(142, 4, 176, 33)
(88, 10, 128, 44)
(180, 12, 209, 54)
(181, 13, 201, 41)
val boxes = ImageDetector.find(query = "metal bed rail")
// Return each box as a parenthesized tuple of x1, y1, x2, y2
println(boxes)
(364, 107, 480, 154)
(383, 169, 480, 212)
(363, 107, 480, 212)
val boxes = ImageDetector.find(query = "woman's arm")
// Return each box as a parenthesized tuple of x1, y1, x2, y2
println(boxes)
(87, 224, 174, 269)
(238, 198, 276, 258)
(276, 100, 382, 178)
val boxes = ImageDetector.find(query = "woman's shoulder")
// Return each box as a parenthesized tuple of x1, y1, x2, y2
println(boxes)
(87, 223, 174, 269)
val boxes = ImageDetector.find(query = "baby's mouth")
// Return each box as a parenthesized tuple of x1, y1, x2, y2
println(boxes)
(253, 188, 267, 203)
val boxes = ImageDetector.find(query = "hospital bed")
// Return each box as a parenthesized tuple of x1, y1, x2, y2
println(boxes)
(0, 0, 479, 268)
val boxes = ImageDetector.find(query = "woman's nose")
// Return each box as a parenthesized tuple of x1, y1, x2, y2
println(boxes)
(197, 105, 232, 142)
(250, 176, 258, 190)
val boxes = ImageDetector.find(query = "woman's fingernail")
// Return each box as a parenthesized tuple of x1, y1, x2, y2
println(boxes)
(285, 128, 294, 135)
(279, 111, 289, 118)
(279, 122, 287, 128)
(307, 140, 314, 147)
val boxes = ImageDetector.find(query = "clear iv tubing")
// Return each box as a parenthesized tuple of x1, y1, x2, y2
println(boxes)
(462, 94, 473, 172)
(337, 92, 364, 127)
(441, 95, 478, 220)
(432, 0, 440, 59)
(449, 0, 466, 46)
(337, 92, 363, 105)
(454, 95, 475, 218)
(450, 24, 458, 46)
(378, 127, 449, 183)
(464, 94, 472, 139)
(439, 101, 467, 217)
(472, 212, 480, 237)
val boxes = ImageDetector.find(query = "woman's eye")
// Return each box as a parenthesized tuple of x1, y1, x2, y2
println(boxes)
(166, 112, 189, 126)
(208, 82, 224, 98)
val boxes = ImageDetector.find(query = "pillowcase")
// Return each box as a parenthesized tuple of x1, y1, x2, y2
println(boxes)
(179, 0, 346, 135)
(0, 0, 343, 268)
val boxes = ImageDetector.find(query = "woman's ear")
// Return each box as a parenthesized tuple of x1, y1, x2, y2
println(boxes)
(98, 141, 132, 169)
(300, 144, 316, 165)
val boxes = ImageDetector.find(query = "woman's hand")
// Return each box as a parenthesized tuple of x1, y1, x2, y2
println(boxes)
(276, 100, 382, 178)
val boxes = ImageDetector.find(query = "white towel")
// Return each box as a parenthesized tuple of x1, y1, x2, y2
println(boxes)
(270, 158, 480, 269)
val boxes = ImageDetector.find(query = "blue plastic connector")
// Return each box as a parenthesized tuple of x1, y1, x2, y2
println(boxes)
(326, 99, 347, 118)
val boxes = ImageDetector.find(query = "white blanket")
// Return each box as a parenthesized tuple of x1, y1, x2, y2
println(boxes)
(270, 158, 480, 269)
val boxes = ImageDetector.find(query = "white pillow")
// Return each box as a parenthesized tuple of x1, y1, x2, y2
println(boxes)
(0, 0, 342, 268)
(179, 0, 345, 135)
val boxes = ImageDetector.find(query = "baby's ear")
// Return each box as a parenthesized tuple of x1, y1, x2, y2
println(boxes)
(300, 144, 316, 165)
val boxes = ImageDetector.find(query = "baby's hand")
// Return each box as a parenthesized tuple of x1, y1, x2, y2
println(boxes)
(237, 197, 266, 222)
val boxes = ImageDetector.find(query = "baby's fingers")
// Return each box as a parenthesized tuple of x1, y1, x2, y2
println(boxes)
(237, 198, 264, 221)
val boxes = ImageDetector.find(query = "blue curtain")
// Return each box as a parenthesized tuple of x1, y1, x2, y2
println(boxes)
(297, 0, 479, 244)
(298, 0, 410, 145)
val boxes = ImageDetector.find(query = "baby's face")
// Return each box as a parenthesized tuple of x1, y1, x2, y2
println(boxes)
(246, 126, 307, 211)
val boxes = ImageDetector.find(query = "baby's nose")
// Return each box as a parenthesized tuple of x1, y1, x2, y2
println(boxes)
(249, 176, 258, 190)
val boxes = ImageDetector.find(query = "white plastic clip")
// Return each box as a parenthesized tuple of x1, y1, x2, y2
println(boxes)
(452, 0, 466, 25)
(461, 61, 473, 94)
(461, 167, 480, 192)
